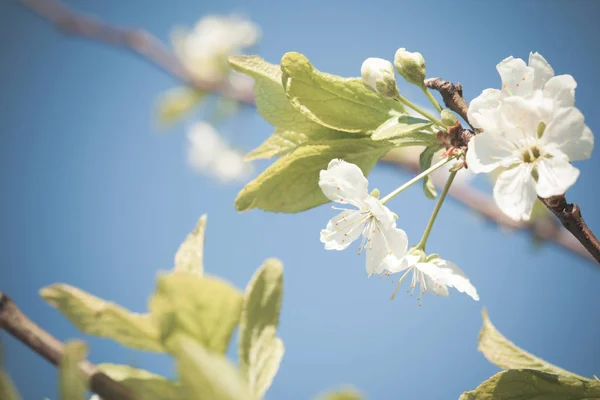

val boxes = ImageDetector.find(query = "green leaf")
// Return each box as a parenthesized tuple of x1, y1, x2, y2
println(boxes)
(459, 369, 600, 400)
(371, 115, 433, 141)
(41, 284, 163, 352)
(156, 86, 205, 125)
(479, 309, 590, 381)
(173, 335, 253, 400)
(236, 138, 393, 213)
(315, 387, 366, 400)
(149, 273, 243, 354)
(59, 341, 87, 400)
(239, 259, 284, 398)
(229, 55, 351, 159)
(280, 52, 404, 133)
(0, 368, 21, 400)
(419, 145, 441, 199)
(98, 364, 184, 400)
(174, 214, 207, 276)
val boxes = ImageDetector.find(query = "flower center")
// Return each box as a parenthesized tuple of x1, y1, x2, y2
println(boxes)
(521, 146, 541, 163)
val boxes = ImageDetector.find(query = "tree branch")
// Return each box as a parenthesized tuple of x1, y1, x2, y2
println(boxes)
(17, 0, 598, 264)
(0, 292, 136, 400)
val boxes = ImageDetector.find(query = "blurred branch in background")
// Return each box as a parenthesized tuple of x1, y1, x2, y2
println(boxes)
(18, 0, 596, 264)
(0, 292, 136, 400)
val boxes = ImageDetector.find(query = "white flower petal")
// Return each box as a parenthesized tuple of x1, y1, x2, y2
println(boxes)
(366, 224, 408, 276)
(319, 159, 369, 207)
(320, 210, 364, 250)
(497, 56, 535, 97)
(466, 131, 517, 174)
(493, 165, 537, 221)
(501, 95, 550, 137)
(543, 107, 593, 161)
(528, 52, 554, 88)
(429, 259, 479, 301)
(363, 196, 395, 229)
(535, 154, 580, 198)
(544, 74, 577, 108)
(468, 89, 502, 130)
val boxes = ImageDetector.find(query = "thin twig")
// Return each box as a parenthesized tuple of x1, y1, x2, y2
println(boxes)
(0, 292, 136, 400)
(17, 0, 599, 264)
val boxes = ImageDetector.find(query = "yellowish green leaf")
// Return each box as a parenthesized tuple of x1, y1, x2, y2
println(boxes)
(280, 52, 404, 133)
(419, 145, 441, 200)
(174, 214, 207, 276)
(479, 309, 590, 381)
(0, 368, 21, 400)
(245, 128, 342, 161)
(149, 273, 243, 354)
(173, 335, 253, 400)
(239, 259, 284, 397)
(41, 284, 163, 352)
(372, 115, 433, 141)
(236, 138, 393, 213)
(156, 86, 205, 125)
(315, 387, 366, 400)
(98, 364, 184, 400)
(459, 369, 600, 400)
(59, 341, 87, 400)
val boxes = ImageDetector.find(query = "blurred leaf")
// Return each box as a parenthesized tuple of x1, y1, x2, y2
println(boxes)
(211, 96, 241, 123)
(156, 86, 205, 125)
(372, 115, 433, 141)
(149, 273, 243, 354)
(174, 214, 207, 276)
(315, 387, 366, 400)
(0, 368, 21, 400)
(235, 138, 392, 213)
(479, 309, 590, 381)
(459, 369, 600, 400)
(280, 52, 404, 133)
(239, 259, 284, 398)
(174, 335, 253, 400)
(59, 341, 87, 400)
(41, 284, 163, 352)
(229, 55, 351, 159)
(419, 145, 441, 199)
(98, 364, 184, 400)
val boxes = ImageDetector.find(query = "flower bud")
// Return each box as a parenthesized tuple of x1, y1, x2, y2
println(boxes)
(394, 48, 426, 88)
(441, 109, 458, 127)
(361, 58, 399, 99)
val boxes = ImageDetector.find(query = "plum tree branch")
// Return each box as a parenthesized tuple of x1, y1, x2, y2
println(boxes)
(0, 292, 136, 400)
(17, 0, 598, 264)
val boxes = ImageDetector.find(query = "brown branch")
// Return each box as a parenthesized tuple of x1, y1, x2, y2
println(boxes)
(540, 196, 600, 263)
(17, 0, 599, 265)
(0, 292, 136, 400)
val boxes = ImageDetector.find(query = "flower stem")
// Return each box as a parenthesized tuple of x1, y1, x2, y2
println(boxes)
(380, 157, 452, 205)
(395, 95, 444, 127)
(415, 170, 457, 251)
(422, 87, 443, 113)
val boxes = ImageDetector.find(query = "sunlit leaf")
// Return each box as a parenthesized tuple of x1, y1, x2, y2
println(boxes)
(419, 145, 441, 199)
(174, 335, 253, 400)
(98, 364, 184, 400)
(239, 259, 284, 397)
(156, 86, 205, 125)
(149, 273, 243, 354)
(459, 369, 600, 400)
(315, 387, 366, 400)
(174, 214, 207, 276)
(59, 341, 87, 400)
(479, 309, 590, 381)
(372, 115, 433, 141)
(41, 284, 163, 352)
(280, 52, 404, 133)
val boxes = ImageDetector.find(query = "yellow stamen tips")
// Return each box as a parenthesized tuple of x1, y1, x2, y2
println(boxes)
(516, 83, 520, 87)
(388, 251, 393, 255)
(502, 84, 507, 89)
(372, 229, 376, 233)
(522, 77, 526, 81)
(337, 186, 340, 190)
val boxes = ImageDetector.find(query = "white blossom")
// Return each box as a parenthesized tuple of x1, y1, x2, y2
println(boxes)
(319, 159, 408, 276)
(360, 57, 399, 98)
(187, 122, 252, 183)
(467, 52, 593, 221)
(172, 15, 260, 82)
(386, 249, 479, 301)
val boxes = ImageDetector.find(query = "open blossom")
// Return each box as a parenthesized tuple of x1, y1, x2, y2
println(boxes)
(172, 15, 260, 82)
(467, 52, 594, 221)
(319, 159, 408, 276)
(386, 249, 479, 301)
(187, 122, 252, 183)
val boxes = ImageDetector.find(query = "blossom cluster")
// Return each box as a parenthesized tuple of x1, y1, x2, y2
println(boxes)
(467, 53, 594, 221)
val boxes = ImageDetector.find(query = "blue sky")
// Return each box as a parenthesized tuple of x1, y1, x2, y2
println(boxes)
(1, 0, 600, 399)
